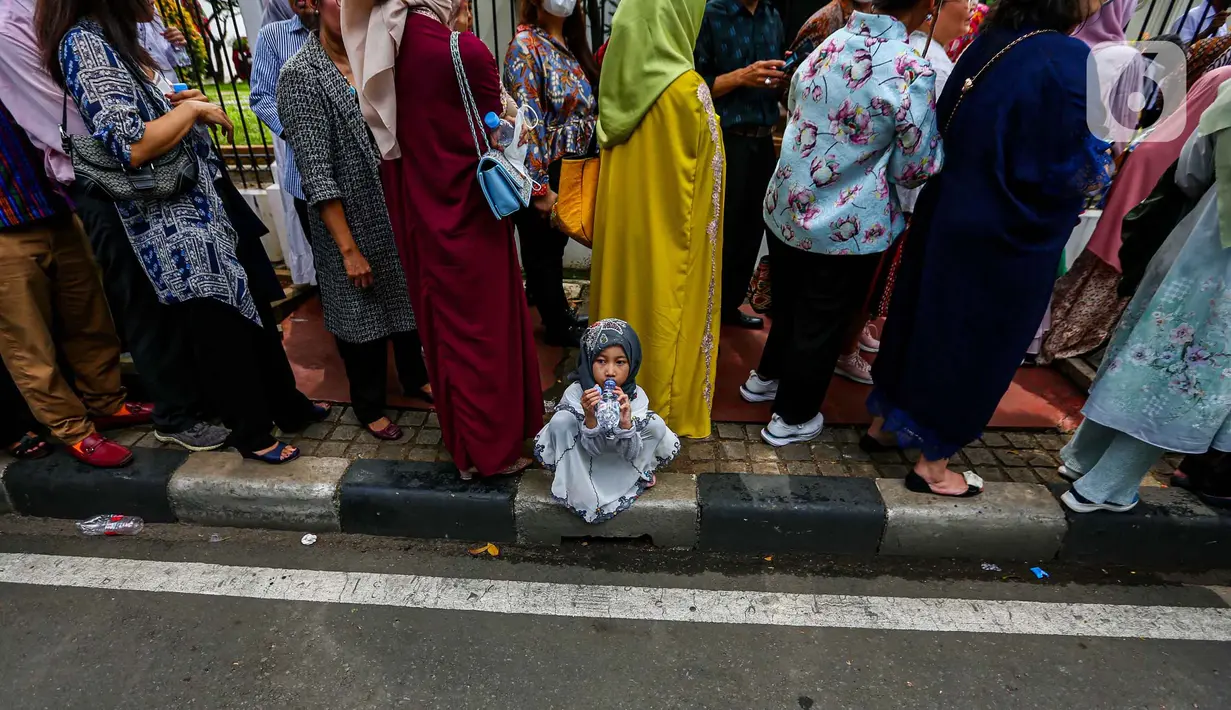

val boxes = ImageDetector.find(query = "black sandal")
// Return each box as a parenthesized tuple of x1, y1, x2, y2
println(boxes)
(6, 432, 51, 460)
(905, 470, 984, 498)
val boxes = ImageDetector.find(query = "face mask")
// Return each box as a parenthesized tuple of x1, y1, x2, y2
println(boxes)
(541, 0, 577, 18)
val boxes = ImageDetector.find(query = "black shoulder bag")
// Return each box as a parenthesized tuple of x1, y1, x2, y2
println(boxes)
(60, 57, 199, 201)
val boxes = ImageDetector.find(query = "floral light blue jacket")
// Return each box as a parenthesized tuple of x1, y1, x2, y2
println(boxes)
(763, 12, 943, 255)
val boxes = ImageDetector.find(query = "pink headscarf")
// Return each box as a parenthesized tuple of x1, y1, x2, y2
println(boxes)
(342, 0, 464, 159)
(1086, 67, 1231, 270)
(1072, 0, 1135, 47)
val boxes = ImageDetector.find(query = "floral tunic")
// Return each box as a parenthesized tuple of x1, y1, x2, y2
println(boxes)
(764, 12, 943, 256)
(502, 25, 596, 192)
(1085, 131, 1231, 454)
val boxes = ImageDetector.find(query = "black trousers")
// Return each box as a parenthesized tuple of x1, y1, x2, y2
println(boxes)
(336, 331, 429, 426)
(721, 132, 778, 319)
(757, 239, 881, 425)
(73, 184, 203, 434)
(513, 161, 572, 335)
(174, 297, 314, 451)
(71, 185, 315, 446)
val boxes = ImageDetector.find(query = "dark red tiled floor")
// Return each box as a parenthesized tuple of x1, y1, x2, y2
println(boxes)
(281, 297, 566, 409)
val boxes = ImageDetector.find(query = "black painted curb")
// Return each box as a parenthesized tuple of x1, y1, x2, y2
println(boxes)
(4, 449, 187, 523)
(338, 460, 518, 542)
(698, 473, 885, 555)
(1048, 484, 1231, 568)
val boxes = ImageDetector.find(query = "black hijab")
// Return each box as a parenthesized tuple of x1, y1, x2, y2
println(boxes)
(572, 318, 643, 399)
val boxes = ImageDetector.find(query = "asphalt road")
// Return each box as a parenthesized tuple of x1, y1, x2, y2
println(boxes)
(0, 517, 1228, 710)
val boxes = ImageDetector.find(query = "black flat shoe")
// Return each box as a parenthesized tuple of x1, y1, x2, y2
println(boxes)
(905, 471, 984, 498)
(724, 312, 764, 330)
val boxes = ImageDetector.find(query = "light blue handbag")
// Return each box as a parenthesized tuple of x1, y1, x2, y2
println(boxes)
(450, 32, 532, 219)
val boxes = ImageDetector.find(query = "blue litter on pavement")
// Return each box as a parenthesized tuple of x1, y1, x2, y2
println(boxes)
(1030, 567, 1049, 579)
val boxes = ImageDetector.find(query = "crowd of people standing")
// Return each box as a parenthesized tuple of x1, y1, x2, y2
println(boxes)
(1, 0, 1230, 522)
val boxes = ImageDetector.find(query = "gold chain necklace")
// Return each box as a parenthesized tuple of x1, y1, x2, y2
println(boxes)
(943, 30, 1058, 134)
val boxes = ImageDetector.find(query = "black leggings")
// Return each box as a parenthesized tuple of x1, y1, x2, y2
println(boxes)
(336, 331, 429, 426)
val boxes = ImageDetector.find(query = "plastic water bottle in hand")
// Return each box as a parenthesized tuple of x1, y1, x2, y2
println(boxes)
(484, 112, 515, 150)
(596, 379, 621, 438)
(76, 514, 144, 536)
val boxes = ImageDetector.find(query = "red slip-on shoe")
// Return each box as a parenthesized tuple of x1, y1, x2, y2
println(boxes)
(68, 434, 134, 468)
(92, 402, 154, 430)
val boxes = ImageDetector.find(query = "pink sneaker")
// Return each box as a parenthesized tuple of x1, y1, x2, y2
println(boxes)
(834, 351, 873, 385)
(858, 322, 881, 353)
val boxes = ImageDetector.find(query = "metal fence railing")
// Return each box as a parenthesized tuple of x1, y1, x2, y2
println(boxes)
(159, 0, 273, 189)
(156, 0, 624, 190)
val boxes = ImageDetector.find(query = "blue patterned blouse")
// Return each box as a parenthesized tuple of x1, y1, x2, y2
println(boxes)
(763, 12, 943, 256)
(60, 19, 257, 324)
(502, 25, 596, 190)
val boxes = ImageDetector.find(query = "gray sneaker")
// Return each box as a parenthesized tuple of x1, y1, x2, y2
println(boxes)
(155, 422, 229, 452)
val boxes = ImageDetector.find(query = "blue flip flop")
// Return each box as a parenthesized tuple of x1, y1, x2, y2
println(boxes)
(241, 442, 301, 465)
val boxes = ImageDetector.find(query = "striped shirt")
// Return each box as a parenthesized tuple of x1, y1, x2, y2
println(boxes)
(250, 16, 310, 200)
(0, 101, 61, 228)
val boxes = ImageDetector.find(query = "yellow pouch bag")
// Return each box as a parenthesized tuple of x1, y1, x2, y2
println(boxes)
(551, 153, 601, 248)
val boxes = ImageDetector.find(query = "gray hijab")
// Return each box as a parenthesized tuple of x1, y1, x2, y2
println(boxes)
(262, 0, 297, 26)
(573, 319, 642, 399)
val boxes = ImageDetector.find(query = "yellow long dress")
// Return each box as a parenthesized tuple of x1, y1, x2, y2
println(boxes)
(590, 71, 724, 439)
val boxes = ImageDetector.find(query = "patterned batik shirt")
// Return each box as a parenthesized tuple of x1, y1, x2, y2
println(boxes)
(695, 0, 785, 130)
(763, 12, 943, 256)
(502, 24, 596, 191)
(61, 19, 258, 324)
(789, 0, 854, 56)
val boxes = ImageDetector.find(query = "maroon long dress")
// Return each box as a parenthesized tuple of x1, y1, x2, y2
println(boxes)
(381, 14, 542, 475)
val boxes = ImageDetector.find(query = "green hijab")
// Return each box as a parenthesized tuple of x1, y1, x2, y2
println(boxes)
(1197, 80, 1231, 248)
(596, 0, 706, 148)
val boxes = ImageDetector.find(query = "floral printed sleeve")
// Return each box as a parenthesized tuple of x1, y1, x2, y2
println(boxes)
(887, 66, 943, 189)
(60, 28, 147, 167)
(502, 33, 551, 191)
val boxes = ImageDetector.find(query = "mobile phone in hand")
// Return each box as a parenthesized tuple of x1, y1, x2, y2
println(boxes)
(782, 41, 816, 74)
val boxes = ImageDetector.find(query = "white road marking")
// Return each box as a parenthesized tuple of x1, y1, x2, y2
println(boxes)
(0, 553, 1228, 641)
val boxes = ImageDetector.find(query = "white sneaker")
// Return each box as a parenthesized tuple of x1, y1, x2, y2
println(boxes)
(1061, 488, 1138, 513)
(761, 413, 824, 447)
(740, 370, 778, 403)
(834, 351, 874, 385)
(1058, 465, 1080, 482)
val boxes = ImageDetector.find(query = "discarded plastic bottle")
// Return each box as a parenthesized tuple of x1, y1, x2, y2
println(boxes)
(484, 111, 515, 150)
(595, 379, 621, 438)
(76, 514, 144, 537)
